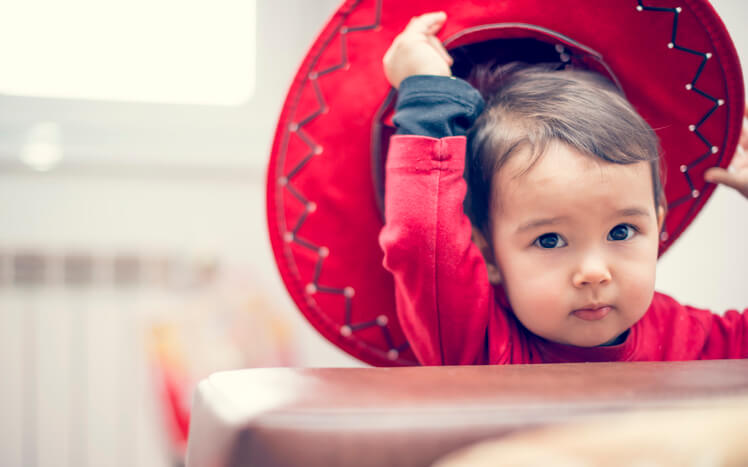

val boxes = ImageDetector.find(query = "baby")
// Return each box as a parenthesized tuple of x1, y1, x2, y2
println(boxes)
(379, 12, 748, 365)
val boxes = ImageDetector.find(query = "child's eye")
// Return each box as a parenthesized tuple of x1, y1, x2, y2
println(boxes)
(608, 224, 637, 241)
(533, 233, 567, 249)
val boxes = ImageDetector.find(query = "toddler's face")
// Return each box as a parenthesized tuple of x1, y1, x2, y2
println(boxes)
(488, 142, 662, 347)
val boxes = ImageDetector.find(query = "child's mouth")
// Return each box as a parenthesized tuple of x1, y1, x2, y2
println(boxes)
(572, 305, 613, 321)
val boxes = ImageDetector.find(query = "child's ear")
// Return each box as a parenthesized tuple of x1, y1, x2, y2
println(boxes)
(471, 226, 502, 285)
(657, 204, 666, 232)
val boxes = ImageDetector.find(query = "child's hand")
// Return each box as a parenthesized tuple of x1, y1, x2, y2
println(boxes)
(383, 12, 453, 89)
(705, 104, 748, 199)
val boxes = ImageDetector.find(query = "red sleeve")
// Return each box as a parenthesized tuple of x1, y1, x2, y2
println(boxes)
(699, 307, 748, 359)
(643, 293, 748, 360)
(378, 135, 502, 365)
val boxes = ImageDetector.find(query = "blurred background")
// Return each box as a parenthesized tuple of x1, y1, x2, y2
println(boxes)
(0, 1, 745, 466)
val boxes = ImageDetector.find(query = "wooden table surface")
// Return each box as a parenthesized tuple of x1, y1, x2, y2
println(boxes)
(186, 359, 748, 467)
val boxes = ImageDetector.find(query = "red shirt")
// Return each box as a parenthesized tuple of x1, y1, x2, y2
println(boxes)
(379, 135, 748, 365)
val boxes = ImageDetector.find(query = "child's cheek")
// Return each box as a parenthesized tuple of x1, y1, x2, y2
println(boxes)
(620, 254, 658, 317)
(505, 260, 566, 316)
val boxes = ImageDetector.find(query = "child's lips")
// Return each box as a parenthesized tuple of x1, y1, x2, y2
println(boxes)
(572, 305, 613, 321)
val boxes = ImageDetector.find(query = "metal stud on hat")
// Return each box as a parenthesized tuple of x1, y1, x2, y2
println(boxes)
(266, 0, 744, 366)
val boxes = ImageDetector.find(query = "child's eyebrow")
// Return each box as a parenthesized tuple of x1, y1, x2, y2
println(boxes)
(614, 207, 651, 219)
(517, 217, 569, 233)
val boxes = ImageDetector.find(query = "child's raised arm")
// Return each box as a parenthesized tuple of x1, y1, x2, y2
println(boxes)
(378, 14, 510, 366)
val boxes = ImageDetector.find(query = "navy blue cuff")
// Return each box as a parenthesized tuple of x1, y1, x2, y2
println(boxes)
(393, 75, 485, 137)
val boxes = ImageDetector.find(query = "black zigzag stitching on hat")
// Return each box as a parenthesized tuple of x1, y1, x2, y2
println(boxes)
(637, 1, 725, 243)
(279, 0, 410, 363)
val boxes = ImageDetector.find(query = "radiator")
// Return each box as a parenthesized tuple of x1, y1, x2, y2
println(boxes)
(0, 249, 292, 467)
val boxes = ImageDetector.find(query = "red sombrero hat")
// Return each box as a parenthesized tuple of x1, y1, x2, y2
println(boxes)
(266, 0, 745, 366)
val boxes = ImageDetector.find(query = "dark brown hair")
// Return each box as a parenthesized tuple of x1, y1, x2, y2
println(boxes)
(464, 62, 663, 232)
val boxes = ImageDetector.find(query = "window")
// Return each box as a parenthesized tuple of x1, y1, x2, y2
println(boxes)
(0, 0, 256, 106)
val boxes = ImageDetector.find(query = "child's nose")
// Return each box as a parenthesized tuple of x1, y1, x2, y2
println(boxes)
(572, 255, 612, 288)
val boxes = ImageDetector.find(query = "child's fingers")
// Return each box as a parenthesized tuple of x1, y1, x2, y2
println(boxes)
(707, 146, 747, 177)
(425, 12, 447, 34)
(704, 167, 741, 189)
(383, 12, 452, 88)
(427, 35, 454, 66)
(406, 11, 447, 35)
(739, 116, 748, 150)
(732, 145, 748, 169)
(740, 103, 748, 148)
